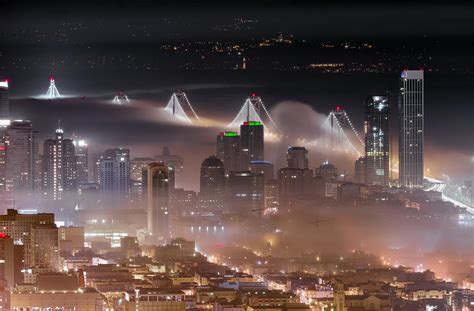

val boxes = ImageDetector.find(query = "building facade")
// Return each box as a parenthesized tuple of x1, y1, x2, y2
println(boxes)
(287, 146, 309, 169)
(99, 148, 130, 201)
(199, 156, 225, 214)
(147, 162, 170, 244)
(240, 121, 264, 170)
(216, 131, 241, 172)
(5, 121, 40, 193)
(364, 96, 389, 186)
(42, 128, 77, 201)
(73, 139, 89, 184)
(399, 69, 424, 188)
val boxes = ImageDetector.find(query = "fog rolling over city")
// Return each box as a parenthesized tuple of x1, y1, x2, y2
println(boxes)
(0, 1, 473, 310)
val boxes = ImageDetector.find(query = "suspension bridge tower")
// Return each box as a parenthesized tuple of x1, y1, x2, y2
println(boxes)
(164, 91, 201, 124)
(46, 77, 61, 99)
(228, 93, 281, 135)
(321, 106, 365, 156)
(113, 92, 130, 104)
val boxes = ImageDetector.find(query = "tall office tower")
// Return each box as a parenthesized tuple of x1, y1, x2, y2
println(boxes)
(264, 179, 279, 211)
(354, 157, 367, 184)
(227, 171, 264, 213)
(0, 209, 58, 270)
(240, 121, 264, 170)
(155, 147, 184, 185)
(364, 96, 390, 186)
(199, 156, 225, 213)
(130, 157, 155, 205)
(0, 122, 7, 194)
(250, 160, 274, 182)
(399, 70, 424, 188)
(216, 131, 241, 172)
(99, 148, 130, 199)
(314, 161, 338, 197)
(277, 167, 313, 204)
(147, 162, 169, 244)
(73, 139, 88, 184)
(0, 81, 9, 197)
(0, 80, 9, 119)
(0, 233, 11, 309)
(5, 121, 40, 193)
(287, 146, 309, 169)
(43, 127, 77, 201)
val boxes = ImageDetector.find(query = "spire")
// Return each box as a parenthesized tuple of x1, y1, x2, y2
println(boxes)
(55, 120, 63, 134)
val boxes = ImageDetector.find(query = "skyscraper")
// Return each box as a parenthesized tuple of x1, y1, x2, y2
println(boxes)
(4, 121, 40, 193)
(0, 209, 58, 270)
(0, 80, 9, 120)
(154, 147, 183, 185)
(314, 162, 338, 197)
(199, 156, 225, 213)
(354, 157, 366, 184)
(240, 121, 264, 170)
(0, 81, 9, 196)
(277, 167, 313, 203)
(227, 171, 264, 213)
(216, 131, 241, 172)
(286, 146, 309, 169)
(250, 160, 274, 182)
(73, 139, 88, 184)
(399, 70, 424, 188)
(99, 148, 130, 198)
(364, 96, 389, 186)
(147, 162, 169, 244)
(43, 127, 77, 201)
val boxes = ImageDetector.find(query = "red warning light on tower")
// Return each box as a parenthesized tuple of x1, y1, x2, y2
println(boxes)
(335, 106, 342, 111)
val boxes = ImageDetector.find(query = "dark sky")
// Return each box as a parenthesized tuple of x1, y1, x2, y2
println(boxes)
(2, 1, 474, 41)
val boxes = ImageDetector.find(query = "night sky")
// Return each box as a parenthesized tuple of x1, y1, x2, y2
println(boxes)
(1, 0, 473, 189)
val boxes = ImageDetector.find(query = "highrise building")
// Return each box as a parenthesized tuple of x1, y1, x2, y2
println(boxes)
(43, 127, 77, 201)
(73, 139, 88, 184)
(0, 123, 7, 194)
(354, 157, 366, 184)
(99, 148, 130, 199)
(199, 156, 225, 213)
(130, 157, 155, 206)
(0, 209, 58, 270)
(5, 121, 40, 193)
(240, 121, 264, 170)
(314, 162, 338, 197)
(286, 146, 309, 169)
(264, 179, 279, 211)
(130, 157, 155, 182)
(155, 147, 184, 185)
(227, 171, 264, 213)
(0, 81, 9, 196)
(277, 167, 313, 204)
(364, 96, 389, 185)
(0, 80, 9, 120)
(0, 233, 11, 309)
(216, 131, 241, 172)
(147, 162, 169, 244)
(399, 69, 424, 188)
(250, 160, 274, 183)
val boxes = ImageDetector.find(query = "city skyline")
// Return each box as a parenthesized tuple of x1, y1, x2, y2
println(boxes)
(0, 2, 472, 310)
